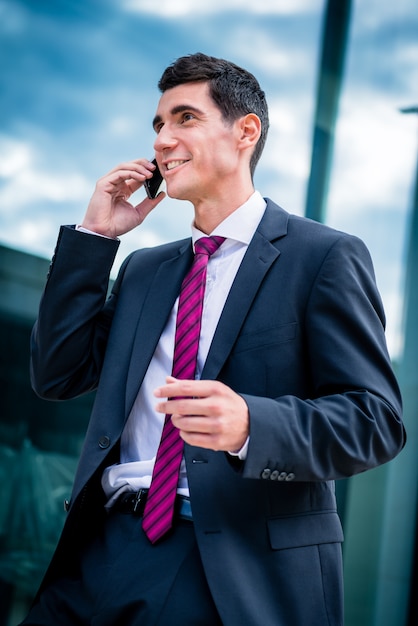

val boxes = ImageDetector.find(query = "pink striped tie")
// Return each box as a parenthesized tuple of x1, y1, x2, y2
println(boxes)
(142, 236, 225, 543)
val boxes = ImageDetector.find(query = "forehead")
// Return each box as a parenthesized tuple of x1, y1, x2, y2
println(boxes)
(154, 82, 215, 118)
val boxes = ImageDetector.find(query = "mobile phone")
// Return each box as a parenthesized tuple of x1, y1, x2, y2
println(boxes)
(144, 158, 165, 198)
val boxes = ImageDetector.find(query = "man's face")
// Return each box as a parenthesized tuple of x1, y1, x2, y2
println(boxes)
(152, 82, 242, 205)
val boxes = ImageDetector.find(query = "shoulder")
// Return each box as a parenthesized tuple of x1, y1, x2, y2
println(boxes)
(123, 237, 191, 269)
(263, 197, 369, 253)
(260, 199, 375, 282)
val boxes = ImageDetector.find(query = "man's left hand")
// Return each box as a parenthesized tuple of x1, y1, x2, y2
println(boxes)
(154, 377, 249, 452)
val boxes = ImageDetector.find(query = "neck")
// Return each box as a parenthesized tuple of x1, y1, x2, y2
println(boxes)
(193, 182, 255, 235)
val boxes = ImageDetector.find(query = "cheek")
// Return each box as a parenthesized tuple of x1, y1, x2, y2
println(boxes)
(205, 144, 237, 176)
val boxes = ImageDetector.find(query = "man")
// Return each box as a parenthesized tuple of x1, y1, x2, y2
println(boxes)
(22, 53, 405, 625)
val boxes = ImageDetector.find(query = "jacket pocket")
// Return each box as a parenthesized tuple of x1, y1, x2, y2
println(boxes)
(232, 322, 297, 354)
(267, 511, 344, 550)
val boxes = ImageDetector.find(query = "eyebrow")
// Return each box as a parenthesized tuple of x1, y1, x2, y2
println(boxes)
(152, 104, 205, 131)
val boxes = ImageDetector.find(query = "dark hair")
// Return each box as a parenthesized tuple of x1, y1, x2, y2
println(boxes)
(158, 52, 269, 178)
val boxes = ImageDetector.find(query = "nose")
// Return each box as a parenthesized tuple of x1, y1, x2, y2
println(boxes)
(153, 124, 177, 153)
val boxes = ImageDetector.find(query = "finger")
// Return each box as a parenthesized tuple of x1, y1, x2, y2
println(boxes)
(154, 378, 216, 399)
(172, 414, 216, 434)
(99, 161, 156, 190)
(134, 192, 166, 221)
(175, 421, 227, 451)
(104, 169, 153, 190)
(179, 431, 220, 449)
(124, 178, 144, 195)
(155, 396, 207, 418)
(107, 159, 155, 177)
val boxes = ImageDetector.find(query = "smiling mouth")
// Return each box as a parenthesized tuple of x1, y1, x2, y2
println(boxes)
(165, 159, 189, 171)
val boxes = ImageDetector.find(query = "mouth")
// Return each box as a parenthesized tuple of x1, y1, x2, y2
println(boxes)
(164, 159, 189, 172)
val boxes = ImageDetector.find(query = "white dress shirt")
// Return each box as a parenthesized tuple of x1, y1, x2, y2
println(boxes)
(101, 191, 266, 504)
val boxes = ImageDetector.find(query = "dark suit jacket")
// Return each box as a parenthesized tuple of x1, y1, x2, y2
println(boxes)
(31, 199, 405, 625)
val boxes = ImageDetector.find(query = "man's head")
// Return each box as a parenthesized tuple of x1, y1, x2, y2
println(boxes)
(158, 53, 269, 178)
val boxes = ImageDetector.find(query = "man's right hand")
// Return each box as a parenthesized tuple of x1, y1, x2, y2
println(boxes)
(80, 159, 166, 239)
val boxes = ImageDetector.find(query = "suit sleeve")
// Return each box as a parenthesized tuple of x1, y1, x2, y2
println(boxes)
(30, 225, 122, 400)
(240, 234, 405, 481)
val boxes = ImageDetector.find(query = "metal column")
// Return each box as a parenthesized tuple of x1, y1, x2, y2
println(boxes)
(304, 0, 352, 223)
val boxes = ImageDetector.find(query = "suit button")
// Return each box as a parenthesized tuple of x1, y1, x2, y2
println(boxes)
(270, 470, 279, 480)
(285, 473, 295, 481)
(261, 468, 271, 479)
(63, 499, 70, 512)
(278, 472, 287, 481)
(98, 435, 110, 449)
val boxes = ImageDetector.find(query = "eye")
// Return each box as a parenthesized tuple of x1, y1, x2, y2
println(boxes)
(181, 112, 195, 123)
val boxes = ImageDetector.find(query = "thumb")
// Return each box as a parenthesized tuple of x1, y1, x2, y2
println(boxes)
(135, 191, 166, 221)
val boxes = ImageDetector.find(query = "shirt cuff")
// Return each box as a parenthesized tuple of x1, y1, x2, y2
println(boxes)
(76, 225, 117, 240)
(228, 436, 249, 461)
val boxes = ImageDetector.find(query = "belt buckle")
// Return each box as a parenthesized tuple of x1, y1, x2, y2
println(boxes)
(132, 488, 147, 513)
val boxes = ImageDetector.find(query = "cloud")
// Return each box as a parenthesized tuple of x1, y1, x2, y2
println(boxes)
(223, 27, 312, 78)
(0, 136, 31, 177)
(0, 136, 92, 212)
(0, 135, 94, 257)
(13, 215, 62, 253)
(323, 91, 416, 360)
(327, 93, 417, 218)
(259, 97, 313, 215)
(354, 0, 418, 31)
(121, 0, 323, 17)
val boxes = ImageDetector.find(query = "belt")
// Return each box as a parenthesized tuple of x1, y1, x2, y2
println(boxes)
(113, 488, 193, 521)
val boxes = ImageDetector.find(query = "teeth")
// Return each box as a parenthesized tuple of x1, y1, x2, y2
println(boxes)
(167, 160, 187, 170)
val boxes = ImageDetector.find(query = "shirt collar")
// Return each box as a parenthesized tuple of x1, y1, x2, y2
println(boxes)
(191, 191, 266, 247)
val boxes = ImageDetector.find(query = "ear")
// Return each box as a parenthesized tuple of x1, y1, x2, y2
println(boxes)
(237, 113, 261, 150)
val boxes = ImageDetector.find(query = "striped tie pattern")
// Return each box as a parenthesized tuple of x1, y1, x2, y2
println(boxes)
(142, 236, 225, 543)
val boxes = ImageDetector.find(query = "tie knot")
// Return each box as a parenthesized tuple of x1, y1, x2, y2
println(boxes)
(194, 236, 225, 258)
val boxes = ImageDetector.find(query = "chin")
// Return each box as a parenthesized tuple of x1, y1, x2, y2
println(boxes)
(165, 184, 191, 202)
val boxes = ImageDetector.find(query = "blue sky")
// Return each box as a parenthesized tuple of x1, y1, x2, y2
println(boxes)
(1, 0, 417, 357)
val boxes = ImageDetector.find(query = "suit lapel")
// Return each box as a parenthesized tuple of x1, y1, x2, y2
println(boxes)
(125, 240, 193, 414)
(202, 200, 288, 380)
